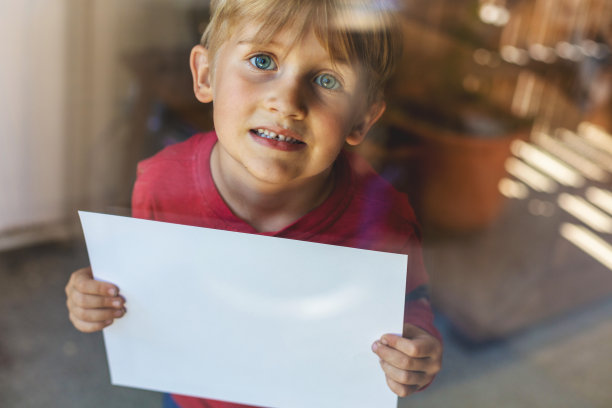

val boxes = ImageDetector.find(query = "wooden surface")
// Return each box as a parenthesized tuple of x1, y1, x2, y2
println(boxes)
(358, 121, 612, 342)
(424, 190, 612, 342)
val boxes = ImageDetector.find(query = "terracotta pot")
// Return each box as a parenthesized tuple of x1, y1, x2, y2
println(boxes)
(386, 110, 527, 232)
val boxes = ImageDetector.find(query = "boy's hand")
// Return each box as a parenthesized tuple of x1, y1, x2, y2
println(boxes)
(372, 323, 442, 397)
(65, 266, 126, 333)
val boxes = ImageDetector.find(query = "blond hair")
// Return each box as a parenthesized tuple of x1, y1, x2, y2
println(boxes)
(201, 0, 402, 102)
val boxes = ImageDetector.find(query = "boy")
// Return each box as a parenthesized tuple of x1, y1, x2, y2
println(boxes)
(65, 0, 443, 407)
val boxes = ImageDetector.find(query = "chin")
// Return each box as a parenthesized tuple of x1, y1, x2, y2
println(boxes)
(243, 161, 302, 184)
(250, 172, 299, 187)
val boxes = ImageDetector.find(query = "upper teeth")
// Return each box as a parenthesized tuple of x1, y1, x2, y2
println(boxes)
(255, 129, 300, 144)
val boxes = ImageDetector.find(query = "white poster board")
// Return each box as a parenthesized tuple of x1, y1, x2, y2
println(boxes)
(80, 211, 406, 408)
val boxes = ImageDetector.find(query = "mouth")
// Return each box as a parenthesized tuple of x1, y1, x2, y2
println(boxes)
(251, 128, 305, 145)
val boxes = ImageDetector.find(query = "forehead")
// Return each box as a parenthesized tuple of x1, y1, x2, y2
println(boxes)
(233, 22, 345, 62)
(222, 9, 357, 66)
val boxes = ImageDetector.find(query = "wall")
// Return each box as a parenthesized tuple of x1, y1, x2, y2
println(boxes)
(0, 1, 69, 248)
(0, 0, 205, 250)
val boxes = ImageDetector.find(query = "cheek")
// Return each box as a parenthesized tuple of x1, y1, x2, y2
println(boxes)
(315, 102, 357, 136)
(213, 85, 252, 129)
(212, 66, 254, 107)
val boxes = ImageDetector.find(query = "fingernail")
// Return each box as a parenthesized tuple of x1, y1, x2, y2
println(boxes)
(114, 309, 124, 317)
(371, 342, 379, 352)
(108, 288, 117, 296)
(104, 320, 113, 325)
(112, 300, 122, 308)
(381, 337, 389, 346)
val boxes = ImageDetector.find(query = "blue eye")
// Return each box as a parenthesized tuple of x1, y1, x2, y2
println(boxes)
(314, 73, 340, 90)
(249, 54, 276, 70)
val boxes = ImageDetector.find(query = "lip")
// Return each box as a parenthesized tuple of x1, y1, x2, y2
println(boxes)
(256, 125, 305, 143)
(249, 126, 307, 152)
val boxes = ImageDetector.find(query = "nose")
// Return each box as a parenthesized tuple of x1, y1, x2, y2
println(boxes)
(263, 74, 307, 120)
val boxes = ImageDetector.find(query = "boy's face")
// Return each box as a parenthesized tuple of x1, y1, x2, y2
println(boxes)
(191, 22, 385, 191)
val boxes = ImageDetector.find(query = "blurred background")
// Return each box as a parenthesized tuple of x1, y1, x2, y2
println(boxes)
(1, 0, 611, 407)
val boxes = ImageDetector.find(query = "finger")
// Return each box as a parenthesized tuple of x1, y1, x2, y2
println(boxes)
(385, 376, 418, 398)
(70, 267, 119, 297)
(372, 341, 428, 371)
(379, 359, 428, 386)
(70, 305, 126, 323)
(69, 312, 114, 333)
(381, 333, 441, 358)
(69, 291, 125, 309)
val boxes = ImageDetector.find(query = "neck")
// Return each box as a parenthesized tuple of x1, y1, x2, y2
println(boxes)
(210, 144, 335, 232)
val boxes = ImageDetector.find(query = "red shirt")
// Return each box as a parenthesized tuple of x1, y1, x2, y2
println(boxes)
(132, 131, 438, 408)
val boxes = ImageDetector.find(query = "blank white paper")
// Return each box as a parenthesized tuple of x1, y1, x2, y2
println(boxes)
(79, 211, 407, 408)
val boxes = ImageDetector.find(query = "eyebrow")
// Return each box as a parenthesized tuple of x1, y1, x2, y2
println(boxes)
(236, 38, 284, 47)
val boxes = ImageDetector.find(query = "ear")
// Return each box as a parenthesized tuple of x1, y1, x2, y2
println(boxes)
(345, 100, 386, 146)
(190, 45, 213, 103)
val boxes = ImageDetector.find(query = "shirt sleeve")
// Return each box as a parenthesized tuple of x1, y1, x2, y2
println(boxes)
(131, 160, 156, 221)
(402, 225, 442, 344)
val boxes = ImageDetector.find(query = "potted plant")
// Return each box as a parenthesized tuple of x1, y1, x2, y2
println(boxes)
(358, 1, 535, 232)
